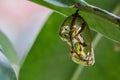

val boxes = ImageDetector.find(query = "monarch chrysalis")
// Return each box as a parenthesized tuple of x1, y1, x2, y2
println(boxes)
(59, 10, 95, 66)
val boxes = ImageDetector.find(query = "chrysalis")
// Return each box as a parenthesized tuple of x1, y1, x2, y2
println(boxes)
(59, 10, 95, 66)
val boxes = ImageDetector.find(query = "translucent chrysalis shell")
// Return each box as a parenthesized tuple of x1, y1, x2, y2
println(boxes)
(59, 10, 95, 66)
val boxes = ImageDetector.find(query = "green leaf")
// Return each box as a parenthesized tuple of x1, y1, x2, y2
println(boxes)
(85, 0, 119, 11)
(0, 31, 18, 65)
(0, 50, 17, 80)
(29, 0, 120, 43)
(79, 37, 120, 80)
(19, 12, 78, 80)
(80, 12, 120, 43)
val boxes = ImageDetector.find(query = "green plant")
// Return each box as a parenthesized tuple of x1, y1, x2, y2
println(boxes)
(0, 0, 120, 80)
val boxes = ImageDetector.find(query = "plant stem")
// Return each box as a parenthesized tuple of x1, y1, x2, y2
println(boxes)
(70, 33, 102, 80)
(93, 33, 102, 48)
(71, 65, 84, 80)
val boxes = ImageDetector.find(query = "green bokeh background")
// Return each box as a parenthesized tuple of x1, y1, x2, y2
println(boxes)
(18, 0, 120, 80)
